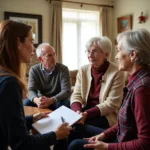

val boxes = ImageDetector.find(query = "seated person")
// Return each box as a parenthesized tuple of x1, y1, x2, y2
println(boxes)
(24, 43, 71, 110)
(0, 20, 72, 150)
(71, 36, 125, 128)
(68, 36, 125, 143)
(68, 28, 150, 150)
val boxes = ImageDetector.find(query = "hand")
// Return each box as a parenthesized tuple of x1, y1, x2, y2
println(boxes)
(33, 112, 49, 123)
(76, 111, 87, 124)
(54, 123, 72, 140)
(39, 97, 54, 108)
(85, 133, 106, 142)
(33, 96, 47, 108)
(84, 141, 108, 150)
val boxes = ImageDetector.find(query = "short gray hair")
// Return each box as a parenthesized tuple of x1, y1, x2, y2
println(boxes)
(117, 28, 150, 66)
(86, 36, 112, 55)
(36, 43, 55, 57)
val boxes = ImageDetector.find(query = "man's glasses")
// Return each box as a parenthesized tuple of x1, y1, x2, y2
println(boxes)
(42, 53, 56, 59)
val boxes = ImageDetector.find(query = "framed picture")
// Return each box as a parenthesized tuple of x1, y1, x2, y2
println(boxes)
(117, 15, 132, 33)
(4, 11, 42, 47)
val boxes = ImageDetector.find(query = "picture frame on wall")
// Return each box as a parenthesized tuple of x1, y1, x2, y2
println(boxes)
(117, 15, 132, 33)
(4, 11, 42, 47)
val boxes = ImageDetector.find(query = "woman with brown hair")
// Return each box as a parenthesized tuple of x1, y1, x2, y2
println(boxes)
(0, 20, 72, 150)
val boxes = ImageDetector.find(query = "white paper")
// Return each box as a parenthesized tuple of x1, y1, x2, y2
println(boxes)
(32, 106, 82, 134)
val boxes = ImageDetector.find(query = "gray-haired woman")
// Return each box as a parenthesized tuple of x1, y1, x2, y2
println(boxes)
(69, 28, 150, 150)
(68, 36, 125, 145)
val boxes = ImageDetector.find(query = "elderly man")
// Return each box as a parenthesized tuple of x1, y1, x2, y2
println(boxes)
(24, 43, 71, 110)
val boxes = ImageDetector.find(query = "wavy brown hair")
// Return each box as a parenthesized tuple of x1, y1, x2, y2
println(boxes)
(0, 20, 32, 98)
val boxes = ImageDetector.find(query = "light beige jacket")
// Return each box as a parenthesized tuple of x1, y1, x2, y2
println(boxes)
(71, 62, 125, 127)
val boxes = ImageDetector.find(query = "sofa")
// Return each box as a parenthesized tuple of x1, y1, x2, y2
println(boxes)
(69, 70, 78, 92)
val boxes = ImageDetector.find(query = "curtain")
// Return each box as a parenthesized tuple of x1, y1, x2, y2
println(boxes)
(49, 0, 62, 62)
(99, 6, 115, 63)
(99, 7, 108, 36)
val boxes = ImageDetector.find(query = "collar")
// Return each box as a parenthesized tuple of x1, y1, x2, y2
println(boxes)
(128, 69, 142, 83)
(42, 66, 55, 75)
(91, 60, 109, 74)
(126, 67, 150, 91)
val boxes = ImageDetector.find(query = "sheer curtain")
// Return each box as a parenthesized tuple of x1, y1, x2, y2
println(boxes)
(49, 1, 62, 62)
(62, 9, 100, 70)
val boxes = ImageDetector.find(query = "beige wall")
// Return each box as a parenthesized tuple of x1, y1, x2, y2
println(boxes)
(0, 0, 51, 42)
(112, 0, 150, 62)
(0, 0, 115, 70)
(0, 0, 114, 43)
(1, 0, 150, 64)
(3, 0, 149, 64)
(114, 0, 150, 33)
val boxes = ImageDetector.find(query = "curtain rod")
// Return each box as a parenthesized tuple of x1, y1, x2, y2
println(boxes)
(46, 0, 114, 8)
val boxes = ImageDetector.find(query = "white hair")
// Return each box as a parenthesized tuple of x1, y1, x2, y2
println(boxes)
(36, 43, 55, 57)
(86, 36, 112, 55)
(117, 28, 150, 66)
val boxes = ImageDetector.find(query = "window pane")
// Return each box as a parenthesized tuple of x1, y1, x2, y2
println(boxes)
(62, 9, 100, 70)
(63, 11, 78, 20)
(80, 22, 99, 67)
(79, 12, 98, 21)
(62, 22, 78, 70)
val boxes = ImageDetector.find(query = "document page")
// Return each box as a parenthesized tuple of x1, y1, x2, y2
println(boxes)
(32, 106, 82, 134)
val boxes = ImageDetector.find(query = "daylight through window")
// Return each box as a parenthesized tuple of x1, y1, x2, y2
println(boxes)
(62, 8, 100, 70)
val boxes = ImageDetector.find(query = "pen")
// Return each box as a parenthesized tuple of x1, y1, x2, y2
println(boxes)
(61, 116, 65, 123)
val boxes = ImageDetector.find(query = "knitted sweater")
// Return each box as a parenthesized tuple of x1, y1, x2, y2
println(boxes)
(28, 63, 71, 102)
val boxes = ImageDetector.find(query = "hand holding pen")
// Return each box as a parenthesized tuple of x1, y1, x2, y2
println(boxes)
(54, 116, 72, 140)
(61, 116, 65, 123)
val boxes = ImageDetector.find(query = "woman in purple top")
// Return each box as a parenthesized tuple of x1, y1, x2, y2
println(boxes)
(68, 28, 150, 150)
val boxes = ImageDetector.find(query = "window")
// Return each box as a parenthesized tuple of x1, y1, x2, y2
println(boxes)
(62, 8, 100, 70)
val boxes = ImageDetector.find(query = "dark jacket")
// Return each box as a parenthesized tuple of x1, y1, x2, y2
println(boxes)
(0, 76, 56, 150)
